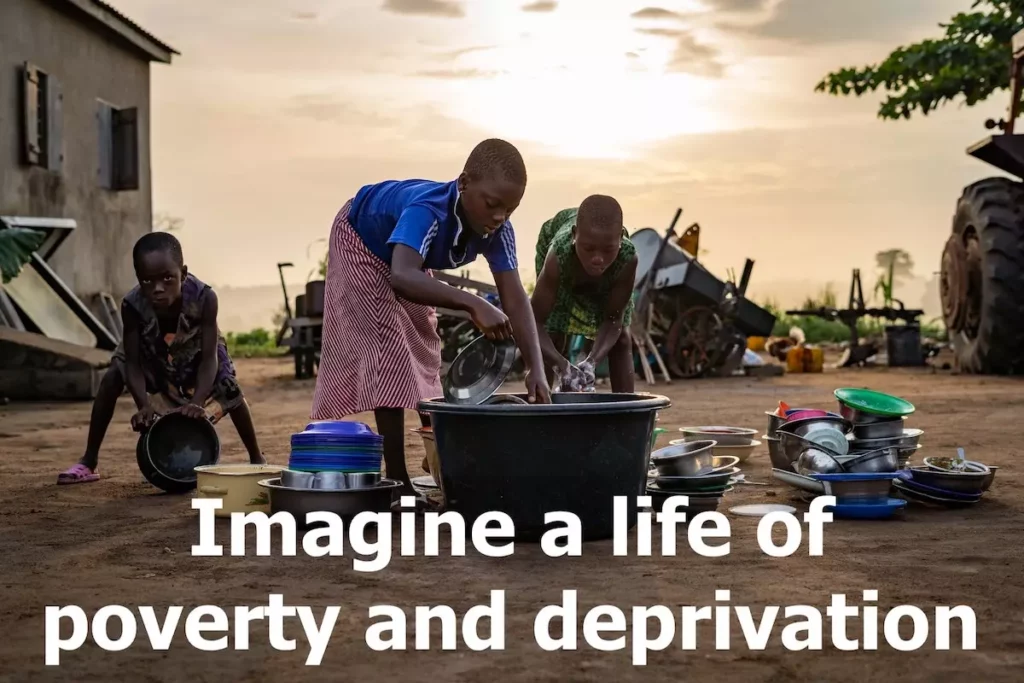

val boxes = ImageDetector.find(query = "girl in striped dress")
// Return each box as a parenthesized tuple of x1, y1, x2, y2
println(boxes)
(311, 139, 551, 503)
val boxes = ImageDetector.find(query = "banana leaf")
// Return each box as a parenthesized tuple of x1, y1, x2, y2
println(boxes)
(0, 227, 46, 284)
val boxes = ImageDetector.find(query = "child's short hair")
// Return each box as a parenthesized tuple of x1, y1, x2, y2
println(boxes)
(463, 138, 527, 185)
(577, 195, 623, 231)
(133, 231, 184, 270)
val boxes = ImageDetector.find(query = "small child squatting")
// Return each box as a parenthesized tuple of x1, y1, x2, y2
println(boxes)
(531, 195, 639, 394)
(57, 233, 265, 484)
(310, 139, 552, 505)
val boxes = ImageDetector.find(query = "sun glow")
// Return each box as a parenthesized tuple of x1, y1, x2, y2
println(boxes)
(434, 0, 728, 159)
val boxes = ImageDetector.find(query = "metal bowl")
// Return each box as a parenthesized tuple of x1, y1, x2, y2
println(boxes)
(764, 435, 792, 471)
(778, 430, 828, 463)
(841, 447, 899, 474)
(765, 412, 786, 438)
(258, 477, 402, 521)
(442, 336, 517, 405)
(809, 473, 896, 503)
(796, 447, 846, 475)
(679, 426, 756, 446)
(907, 467, 990, 495)
(654, 466, 739, 492)
(982, 466, 999, 492)
(779, 429, 847, 463)
(851, 417, 906, 440)
(651, 440, 716, 476)
(838, 402, 891, 425)
(848, 428, 924, 451)
(922, 456, 988, 474)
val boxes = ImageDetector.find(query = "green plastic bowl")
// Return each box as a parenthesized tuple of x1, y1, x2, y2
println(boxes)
(834, 387, 915, 418)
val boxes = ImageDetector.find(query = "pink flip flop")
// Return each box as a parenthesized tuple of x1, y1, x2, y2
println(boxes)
(57, 463, 100, 485)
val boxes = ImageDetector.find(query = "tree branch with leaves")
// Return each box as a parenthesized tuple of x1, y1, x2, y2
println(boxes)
(816, 0, 1024, 120)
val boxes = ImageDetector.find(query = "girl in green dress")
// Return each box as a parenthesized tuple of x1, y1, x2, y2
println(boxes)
(531, 195, 638, 392)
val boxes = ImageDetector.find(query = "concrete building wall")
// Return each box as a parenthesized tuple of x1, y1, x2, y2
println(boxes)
(0, 0, 152, 302)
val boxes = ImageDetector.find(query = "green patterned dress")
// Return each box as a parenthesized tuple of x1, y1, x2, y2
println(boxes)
(534, 207, 635, 340)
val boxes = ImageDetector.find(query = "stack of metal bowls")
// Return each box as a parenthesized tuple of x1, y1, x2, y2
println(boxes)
(892, 454, 997, 507)
(774, 411, 851, 474)
(835, 387, 920, 469)
(647, 441, 740, 515)
(675, 426, 760, 463)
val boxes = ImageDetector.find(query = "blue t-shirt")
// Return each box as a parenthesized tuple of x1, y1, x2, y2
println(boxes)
(347, 179, 518, 273)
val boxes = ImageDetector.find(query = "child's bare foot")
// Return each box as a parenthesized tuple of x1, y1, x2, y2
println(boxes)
(249, 452, 267, 465)
(421, 456, 430, 473)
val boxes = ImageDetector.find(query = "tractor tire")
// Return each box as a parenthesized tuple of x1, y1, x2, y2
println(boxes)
(941, 177, 1024, 374)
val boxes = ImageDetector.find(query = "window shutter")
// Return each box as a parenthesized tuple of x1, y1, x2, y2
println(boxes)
(45, 76, 63, 173)
(113, 107, 139, 191)
(97, 101, 113, 189)
(22, 63, 40, 166)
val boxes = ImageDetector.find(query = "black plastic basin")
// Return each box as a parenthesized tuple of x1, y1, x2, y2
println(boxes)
(418, 392, 671, 542)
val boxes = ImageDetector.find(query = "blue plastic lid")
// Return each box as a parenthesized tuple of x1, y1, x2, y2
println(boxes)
(303, 421, 378, 436)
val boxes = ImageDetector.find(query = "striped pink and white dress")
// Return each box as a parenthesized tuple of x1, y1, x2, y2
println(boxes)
(310, 200, 443, 419)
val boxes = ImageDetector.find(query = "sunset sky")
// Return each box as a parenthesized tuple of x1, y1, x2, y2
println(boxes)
(115, 0, 1006, 311)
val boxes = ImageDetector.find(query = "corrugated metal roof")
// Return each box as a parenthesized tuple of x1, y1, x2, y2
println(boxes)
(49, 0, 179, 63)
(90, 0, 178, 54)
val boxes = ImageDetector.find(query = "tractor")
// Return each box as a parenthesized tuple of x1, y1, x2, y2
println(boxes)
(942, 27, 1024, 374)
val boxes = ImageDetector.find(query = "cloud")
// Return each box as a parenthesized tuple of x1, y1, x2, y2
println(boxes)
(637, 28, 724, 77)
(284, 94, 395, 127)
(631, 7, 682, 19)
(638, 27, 686, 38)
(382, 0, 464, 18)
(522, 0, 557, 11)
(705, 0, 769, 10)
(668, 34, 724, 77)
(626, 51, 641, 59)
(722, 0, 968, 44)
(415, 68, 506, 79)
(439, 45, 495, 60)
(289, 11, 318, 21)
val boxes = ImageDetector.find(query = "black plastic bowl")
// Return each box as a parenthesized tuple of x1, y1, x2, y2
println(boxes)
(136, 412, 221, 493)
(418, 392, 671, 542)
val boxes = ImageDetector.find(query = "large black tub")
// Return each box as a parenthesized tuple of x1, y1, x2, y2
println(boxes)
(418, 392, 671, 542)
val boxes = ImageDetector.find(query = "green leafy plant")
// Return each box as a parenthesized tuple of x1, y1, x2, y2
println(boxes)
(0, 227, 46, 284)
(816, 0, 1024, 119)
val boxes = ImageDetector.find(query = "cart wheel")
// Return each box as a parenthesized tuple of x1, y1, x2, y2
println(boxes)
(665, 306, 724, 379)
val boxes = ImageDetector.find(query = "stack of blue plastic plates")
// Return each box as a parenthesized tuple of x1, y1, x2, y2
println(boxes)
(289, 421, 384, 473)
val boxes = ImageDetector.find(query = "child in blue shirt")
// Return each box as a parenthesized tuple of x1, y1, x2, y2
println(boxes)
(311, 139, 551, 504)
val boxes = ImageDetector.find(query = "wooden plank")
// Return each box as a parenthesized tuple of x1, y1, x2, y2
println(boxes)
(0, 327, 112, 368)
(22, 63, 40, 165)
(0, 367, 104, 401)
(46, 75, 63, 173)
(97, 101, 113, 188)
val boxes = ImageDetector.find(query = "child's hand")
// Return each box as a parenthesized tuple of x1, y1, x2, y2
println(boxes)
(178, 403, 208, 420)
(470, 299, 513, 341)
(131, 405, 157, 432)
(525, 370, 552, 404)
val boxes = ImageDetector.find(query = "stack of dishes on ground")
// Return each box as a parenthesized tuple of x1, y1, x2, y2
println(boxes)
(258, 421, 401, 519)
(673, 426, 760, 463)
(767, 393, 909, 520)
(893, 453, 998, 507)
(836, 387, 921, 469)
(646, 440, 740, 515)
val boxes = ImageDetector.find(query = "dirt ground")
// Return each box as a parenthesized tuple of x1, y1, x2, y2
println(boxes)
(1, 356, 1022, 682)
